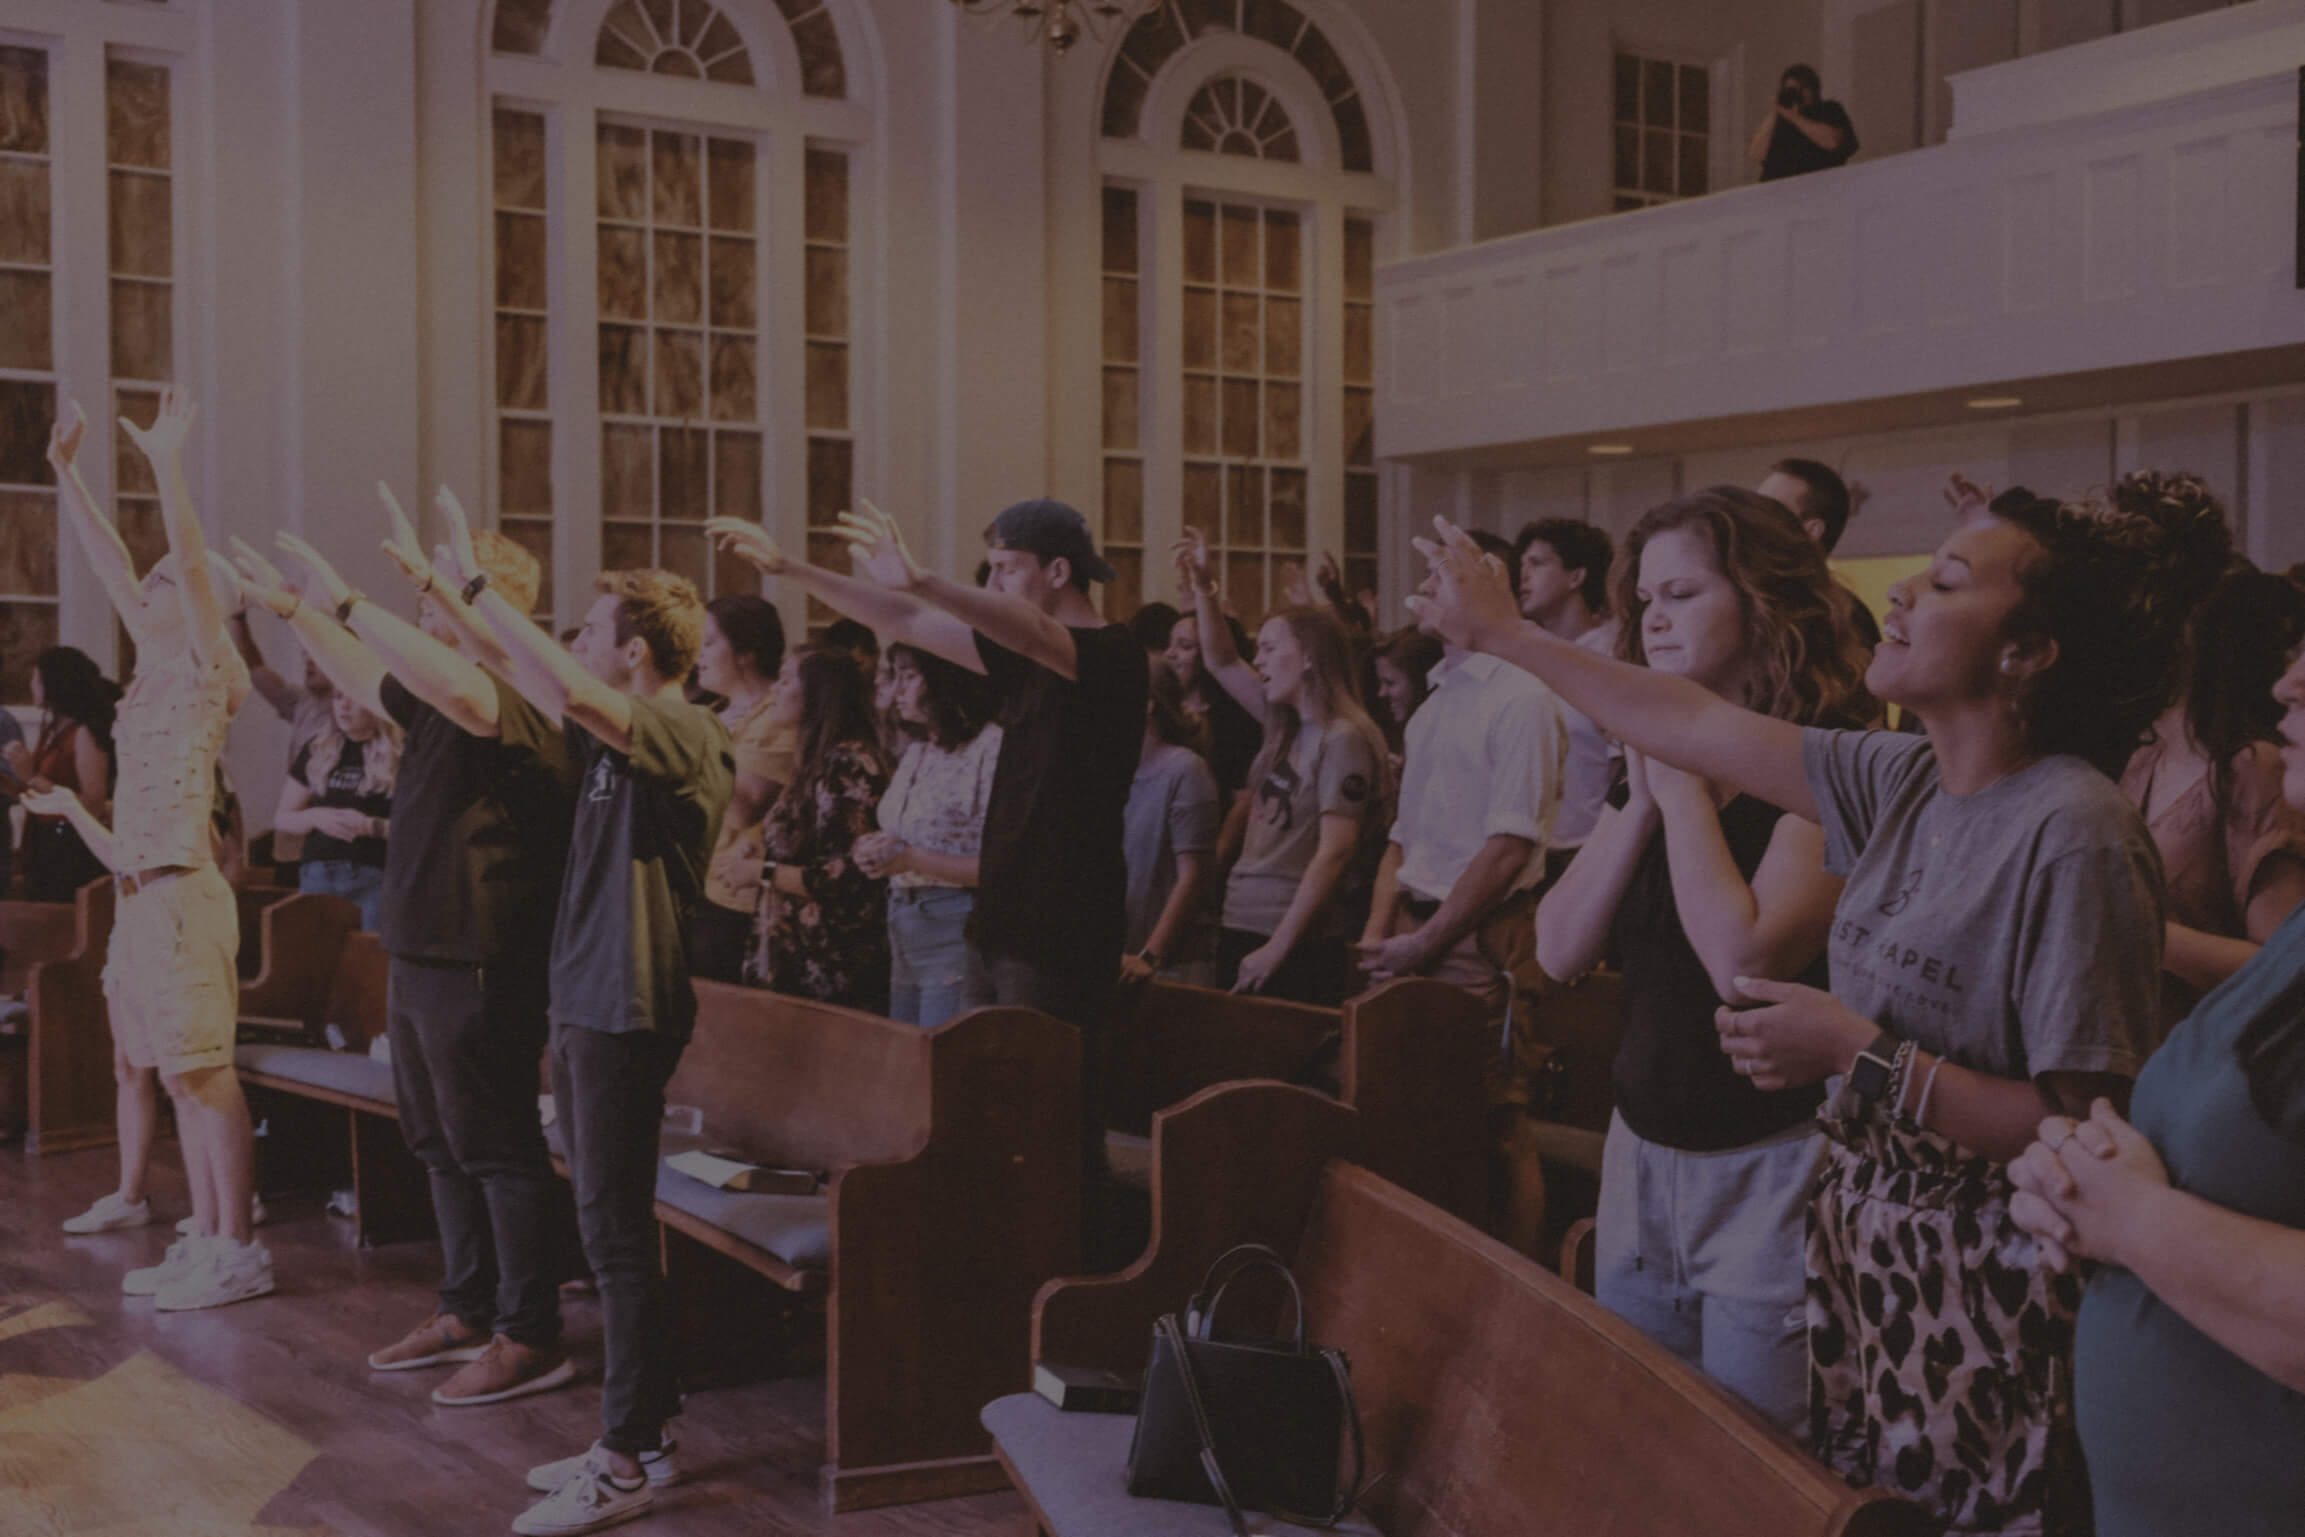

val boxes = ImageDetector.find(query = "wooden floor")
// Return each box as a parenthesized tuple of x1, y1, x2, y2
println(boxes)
(0, 1140, 1029, 1537)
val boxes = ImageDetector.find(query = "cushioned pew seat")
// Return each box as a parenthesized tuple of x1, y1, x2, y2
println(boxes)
(980, 1394, 1374, 1537)
(235, 1042, 396, 1106)
(541, 1122, 832, 1273)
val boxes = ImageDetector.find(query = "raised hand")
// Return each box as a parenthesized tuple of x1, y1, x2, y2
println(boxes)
(433, 486, 482, 585)
(1406, 517, 1519, 651)
(46, 401, 87, 476)
(1944, 471, 1995, 522)
(1172, 527, 1215, 592)
(705, 517, 787, 575)
(1313, 550, 1345, 602)
(227, 537, 302, 619)
(275, 532, 354, 612)
(1278, 560, 1314, 609)
(833, 500, 925, 592)
(376, 484, 436, 592)
(119, 385, 196, 467)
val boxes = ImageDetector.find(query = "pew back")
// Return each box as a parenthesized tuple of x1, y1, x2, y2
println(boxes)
(1297, 1163, 1928, 1537)
(1103, 981, 1335, 1136)
(672, 980, 932, 1173)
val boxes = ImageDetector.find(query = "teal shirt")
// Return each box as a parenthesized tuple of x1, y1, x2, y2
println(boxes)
(2074, 904, 2305, 1536)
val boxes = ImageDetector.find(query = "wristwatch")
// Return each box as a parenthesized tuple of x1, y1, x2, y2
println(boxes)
(1847, 1030, 1902, 1104)
(334, 589, 365, 625)
(462, 570, 491, 604)
(1137, 947, 1164, 970)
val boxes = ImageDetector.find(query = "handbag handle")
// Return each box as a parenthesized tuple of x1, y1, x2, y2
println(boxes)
(1189, 1243, 1307, 1351)
(1156, 1312, 1369, 1532)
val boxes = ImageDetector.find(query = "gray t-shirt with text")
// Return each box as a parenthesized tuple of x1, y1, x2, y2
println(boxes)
(1224, 716, 1380, 938)
(1803, 728, 2162, 1084)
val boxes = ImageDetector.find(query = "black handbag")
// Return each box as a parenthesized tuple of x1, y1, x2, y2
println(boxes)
(1124, 1244, 1367, 1535)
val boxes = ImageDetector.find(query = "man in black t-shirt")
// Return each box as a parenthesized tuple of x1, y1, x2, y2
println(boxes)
(707, 497, 1148, 1215)
(236, 511, 579, 1410)
(1750, 64, 1857, 182)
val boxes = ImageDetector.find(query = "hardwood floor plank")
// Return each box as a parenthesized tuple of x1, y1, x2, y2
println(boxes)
(1, 1144, 1027, 1537)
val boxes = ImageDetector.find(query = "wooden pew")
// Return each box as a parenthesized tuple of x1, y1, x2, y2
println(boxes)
(231, 884, 297, 980)
(1107, 978, 1488, 1226)
(0, 894, 81, 1000)
(236, 892, 361, 1042)
(22, 879, 118, 1155)
(645, 981, 1081, 1512)
(235, 931, 425, 1246)
(1034, 1080, 1357, 1378)
(989, 1160, 1929, 1537)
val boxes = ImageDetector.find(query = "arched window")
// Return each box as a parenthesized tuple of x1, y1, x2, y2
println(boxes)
(0, 2, 196, 694)
(1089, 1, 1393, 624)
(483, 0, 867, 624)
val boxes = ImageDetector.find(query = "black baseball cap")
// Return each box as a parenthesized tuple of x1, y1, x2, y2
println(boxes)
(985, 498, 1116, 584)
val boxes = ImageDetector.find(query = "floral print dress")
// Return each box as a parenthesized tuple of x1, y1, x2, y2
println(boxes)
(745, 740, 891, 1011)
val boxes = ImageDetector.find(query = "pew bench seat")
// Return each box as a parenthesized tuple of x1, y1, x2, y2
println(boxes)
(235, 1041, 395, 1111)
(979, 1394, 1378, 1537)
(540, 1121, 833, 1286)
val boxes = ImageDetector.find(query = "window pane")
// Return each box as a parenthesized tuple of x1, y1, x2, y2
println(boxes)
(1265, 383, 1301, 462)
(598, 324, 648, 413)
(805, 246, 847, 337)
(1220, 293, 1260, 374)
(105, 59, 170, 170)
(1679, 133, 1708, 197)
(1105, 458, 1144, 544)
(1103, 277, 1139, 364)
(804, 148, 848, 243)
(0, 601, 59, 706)
(805, 343, 848, 431)
(496, 211, 546, 309)
(1222, 378, 1260, 458)
(599, 227, 648, 320)
(1220, 206, 1258, 287)
(494, 109, 548, 210)
(1265, 296, 1301, 378)
(596, 123, 648, 220)
(713, 431, 761, 521)
(500, 419, 553, 514)
(1182, 288, 1217, 370)
(1613, 124, 1638, 191)
(807, 436, 853, 528)
(602, 424, 655, 519)
(708, 335, 755, 423)
(653, 231, 703, 324)
(1268, 468, 1307, 549)
(1183, 200, 1217, 284)
(1102, 185, 1139, 275)
(651, 131, 702, 227)
(111, 279, 171, 380)
(0, 489, 58, 595)
(652, 328, 704, 419)
(1612, 52, 1639, 123)
(0, 161, 51, 264)
(1642, 59, 1674, 127)
(706, 137, 754, 233)
(1264, 211, 1300, 293)
(1182, 376, 1217, 456)
(1642, 127, 1673, 195)
(109, 171, 171, 279)
(0, 271, 52, 371)
(1679, 64, 1710, 131)
(1102, 368, 1140, 453)
(0, 47, 50, 156)
(708, 236, 756, 328)
(657, 424, 706, 520)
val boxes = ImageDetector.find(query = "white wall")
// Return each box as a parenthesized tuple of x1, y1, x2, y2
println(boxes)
(1449, 384, 2305, 574)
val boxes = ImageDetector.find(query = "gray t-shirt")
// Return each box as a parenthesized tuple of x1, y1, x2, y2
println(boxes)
(1123, 742, 1219, 956)
(520, 694, 732, 1041)
(1803, 728, 2162, 1084)
(1224, 716, 1380, 938)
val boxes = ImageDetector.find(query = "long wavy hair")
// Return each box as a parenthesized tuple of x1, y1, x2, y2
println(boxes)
(2175, 568, 2305, 812)
(784, 646, 882, 810)
(1611, 487, 1877, 729)
(33, 647, 123, 756)
(301, 702, 403, 799)
(1244, 607, 1396, 857)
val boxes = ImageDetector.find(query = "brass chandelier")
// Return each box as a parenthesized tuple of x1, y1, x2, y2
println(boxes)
(947, 0, 1151, 55)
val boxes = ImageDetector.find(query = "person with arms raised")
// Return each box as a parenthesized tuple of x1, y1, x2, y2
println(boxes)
(228, 484, 580, 1411)
(28, 389, 267, 1311)
(377, 492, 731, 1535)
(709, 499, 1146, 1229)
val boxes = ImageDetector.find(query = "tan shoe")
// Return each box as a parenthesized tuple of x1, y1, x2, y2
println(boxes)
(431, 1334, 577, 1406)
(368, 1313, 490, 1372)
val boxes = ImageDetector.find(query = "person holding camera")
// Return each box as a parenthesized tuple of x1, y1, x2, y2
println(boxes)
(1750, 64, 1856, 183)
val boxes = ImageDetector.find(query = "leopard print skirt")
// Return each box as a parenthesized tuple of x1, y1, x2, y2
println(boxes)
(1808, 1099, 2092, 1536)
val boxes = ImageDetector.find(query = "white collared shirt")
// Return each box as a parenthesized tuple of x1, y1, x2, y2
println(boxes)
(1390, 649, 1565, 902)
(1552, 621, 1622, 850)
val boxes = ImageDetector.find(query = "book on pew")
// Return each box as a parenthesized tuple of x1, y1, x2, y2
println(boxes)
(664, 1148, 823, 1196)
(1033, 1362, 1143, 1415)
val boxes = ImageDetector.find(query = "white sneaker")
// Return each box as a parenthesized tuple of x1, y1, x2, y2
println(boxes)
(63, 1193, 152, 1234)
(123, 1238, 205, 1297)
(155, 1238, 276, 1311)
(512, 1448, 656, 1535)
(177, 1196, 268, 1236)
(525, 1440, 680, 1493)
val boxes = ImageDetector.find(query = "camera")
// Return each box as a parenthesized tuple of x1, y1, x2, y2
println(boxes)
(1778, 82, 1804, 110)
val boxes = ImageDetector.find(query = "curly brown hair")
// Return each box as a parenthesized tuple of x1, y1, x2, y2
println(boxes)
(1986, 488, 2190, 779)
(1612, 487, 1876, 729)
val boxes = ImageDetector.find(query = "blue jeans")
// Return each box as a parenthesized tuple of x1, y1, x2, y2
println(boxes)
(1595, 1111, 1823, 1435)
(300, 859, 385, 932)
(887, 886, 990, 1028)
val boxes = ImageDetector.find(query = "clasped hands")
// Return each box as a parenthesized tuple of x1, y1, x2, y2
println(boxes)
(2009, 1099, 2168, 1273)
(850, 832, 910, 880)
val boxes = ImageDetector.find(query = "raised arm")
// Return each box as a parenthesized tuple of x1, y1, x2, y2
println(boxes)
(1410, 518, 1818, 820)
(46, 405, 150, 625)
(120, 389, 232, 673)
(432, 489, 626, 747)
(834, 505, 1074, 678)
(706, 516, 982, 673)
(1173, 529, 1266, 723)
(229, 608, 306, 722)
(231, 538, 389, 719)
